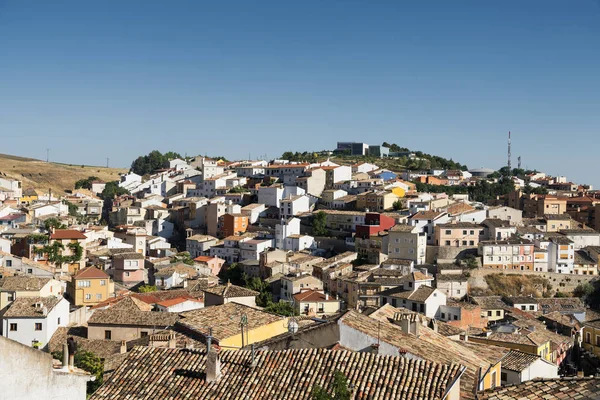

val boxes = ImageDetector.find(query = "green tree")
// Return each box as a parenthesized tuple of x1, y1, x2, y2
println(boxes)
(74, 176, 99, 190)
(138, 285, 158, 293)
(244, 275, 272, 307)
(100, 181, 129, 201)
(52, 350, 104, 395)
(392, 200, 403, 211)
(264, 300, 297, 317)
(218, 263, 244, 285)
(171, 252, 194, 265)
(312, 370, 351, 400)
(44, 217, 67, 231)
(573, 282, 595, 304)
(312, 211, 329, 236)
(38, 241, 66, 266)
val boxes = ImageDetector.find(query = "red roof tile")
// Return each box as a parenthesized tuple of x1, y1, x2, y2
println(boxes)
(50, 229, 87, 240)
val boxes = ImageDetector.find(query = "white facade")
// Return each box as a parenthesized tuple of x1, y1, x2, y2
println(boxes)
(331, 166, 352, 184)
(0, 178, 22, 199)
(240, 239, 273, 261)
(0, 237, 10, 253)
(352, 163, 379, 174)
(454, 209, 487, 224)
(501, 357, 558, 385)
(275, 217, 301, 249)
(241, 204, 266, 224)
(156, 299, 204, 313)
(561, 232, 600, 250)
(284, 235, 315, 252)
(279, 195, 310, 219)
(547, 240, 575, 274)
(387, 227, 427, 264)
(258, 186, 285, 207)
(2, 297, 69, 349)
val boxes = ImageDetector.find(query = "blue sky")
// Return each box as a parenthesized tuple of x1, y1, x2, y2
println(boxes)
(1, 1, 599, 185)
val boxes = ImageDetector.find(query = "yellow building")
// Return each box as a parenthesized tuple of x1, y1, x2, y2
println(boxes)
(66, 266, 113, 307)
(20, 188, 39, 205)
(468, 332, 552, 362)
(582, 320, 600, 357)
(356, 190, 399, 212)
(176, 302, 289, 349)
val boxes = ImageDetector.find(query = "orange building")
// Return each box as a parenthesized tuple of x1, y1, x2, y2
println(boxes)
(219, 213, 249, 238)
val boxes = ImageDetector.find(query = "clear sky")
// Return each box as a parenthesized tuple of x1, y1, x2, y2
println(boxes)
(1, 1, 599, 185)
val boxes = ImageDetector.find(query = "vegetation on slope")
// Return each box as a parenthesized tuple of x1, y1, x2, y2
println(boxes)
(483, 273, 553, 298)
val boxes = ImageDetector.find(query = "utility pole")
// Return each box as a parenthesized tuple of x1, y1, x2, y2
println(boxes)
(106, 157, 110, 168)
(46, 148, 50, 163)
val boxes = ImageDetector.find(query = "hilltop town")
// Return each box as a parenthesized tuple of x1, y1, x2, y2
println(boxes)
(1, 141, 599, 399)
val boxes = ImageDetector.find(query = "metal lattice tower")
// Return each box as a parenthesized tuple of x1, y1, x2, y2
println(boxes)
(518, 156, 521, 169)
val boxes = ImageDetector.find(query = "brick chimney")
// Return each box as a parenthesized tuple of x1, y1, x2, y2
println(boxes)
(168, 332, 177, 349)
(120, 340, 127, 354)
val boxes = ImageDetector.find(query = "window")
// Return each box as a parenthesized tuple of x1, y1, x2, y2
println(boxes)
(35, 323, 42, 331)
(529, 305, 535, 311)
(496, 310, 501, 316)
(7, 294, 14, 302)
(78, 280, 91, 288)
(85, 294, 92, 300)
(463, 230, 467, 235)
(491, 371, 497, 389)
(141, 332, 148, 337)
(318, 304, 324, 313)
(419, 304, 424, 313)
(457, 289, 461, 294)
(585, 332, 591, 344)
(469, 230, 475, 235)
(453, 315, 458, 320)
(441, 312, 446, 319)
(469, 241, 474, 246)
(445, 230, 451, 235)
(521, 306, 526, 311)
(596, 336, 600, 347)
(462, 241, 467, 246)
(96, 294, 102, 300)
(391, 299, 397, 307)
(501, 372, 507, 382)
(445, 241, 451, 246)
(58, 317, 61, 325)
(100, 280, 106, 286)
(105, 330, 112, 340)
(125, 272, 130, 277)
(27, 268, 33, 274)
(10, 323, 17, 331)
(408, 282, 413, 288)
(487, 311, 492, 317)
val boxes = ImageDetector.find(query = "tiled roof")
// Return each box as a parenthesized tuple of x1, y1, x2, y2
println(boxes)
(340, 311, 500, 399)
(156, 296, 202, 308)
(3, 296, 62, 317)
(50, 229, 87, 240)
(482, 219, 511, 228)
(437, 222, 481, 229)
(470, 296, 508, 310)
(74, 266, 109, 280)
(537, 297, 585, 313)
(155, 264, 198, 278)
(379, 285, 437, 302)
(446, 202, 475, 215)
(500, 350, 543, 372)
(203, 283, 258, 298)
(113, 252, 145, 260)
(409, 210, 445, 220)
(0, 276, 52, 291)
(293, 290, 336, 303)
(88, 308, 178, 327)
(479, 377, 600, 400)
(176, 302, 283, 342)
(91, 347, 463, 400)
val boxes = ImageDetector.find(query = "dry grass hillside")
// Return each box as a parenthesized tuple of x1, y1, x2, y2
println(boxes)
(482, 273, 554, 298)
(0, 153, 128, 195)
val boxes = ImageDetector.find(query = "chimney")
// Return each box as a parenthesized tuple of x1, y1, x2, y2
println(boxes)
(120, 340, 127, 354)
(325, 293, 329, 300)
(429, 319, 438, 333)
(206, 349, 221, 383)
(42, 306, 48, 317)
(168, 332, 177, 349)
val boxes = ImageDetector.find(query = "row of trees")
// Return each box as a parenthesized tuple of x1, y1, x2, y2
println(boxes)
(130, 150, 183, 176)
(415, 179, 516, 203)
(74, 176, 99, 190)
(381, 142, 468, 171)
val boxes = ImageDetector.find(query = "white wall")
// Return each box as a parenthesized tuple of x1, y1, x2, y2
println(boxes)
(2, 298, 69, 348)
(157, 300, 204, 313)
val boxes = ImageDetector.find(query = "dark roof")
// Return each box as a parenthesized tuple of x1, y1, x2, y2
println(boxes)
(113, 252, 145, 260)
(504, 296, 537, 305)
(88, 308, 178, 327)
(90, 347, 463, 400)
(176, 302, 282, 342)
(3, 296, 63, 318)
(203, 283, 258, 298)
(0, 276, 52, 291)
(537, 297, 585, 313)
(379, 285, 437, 302)
(500, 351, 544, 372)
(470, 296, 507, 310)
(479, 377, 600, 400)
(155, 264, 198, 278)
(482, 219, 511, 228)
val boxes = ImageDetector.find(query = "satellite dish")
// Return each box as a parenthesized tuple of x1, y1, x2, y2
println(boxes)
(287, 319, 299, 334)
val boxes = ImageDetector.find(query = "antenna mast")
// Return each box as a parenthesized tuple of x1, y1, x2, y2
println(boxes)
(517, 156, 521, 170)
(507, 131, 512, 174)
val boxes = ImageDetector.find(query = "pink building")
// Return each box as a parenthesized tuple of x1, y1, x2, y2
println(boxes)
(193, 255, 225, 276)
(113, 252, 146, 285)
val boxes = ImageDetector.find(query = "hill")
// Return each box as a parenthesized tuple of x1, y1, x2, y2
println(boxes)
(0, 153, 128, 195)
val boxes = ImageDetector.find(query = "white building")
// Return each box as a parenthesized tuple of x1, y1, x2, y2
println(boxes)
(0, 178, 22, 200)
(409, 211, 450, 245)
(279, 195, 311, 219)
(387, 224, 427, 265)
(240, 238, 273, 261)
(155, 297, 204, 313)
(352, 162, 379, 174)
(501, 351, 558, 385)
(241, 203, 266, 224)
(284, 234, 315, 252)
(275, 217, 300, 249)
(547, 236, 575, 274)
(119, 172, 143, 191)
(1, 296, 69, 349)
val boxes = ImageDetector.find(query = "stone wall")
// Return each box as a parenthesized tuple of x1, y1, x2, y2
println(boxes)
(469, 268, 599, 293)
(426, 245, 479, 264)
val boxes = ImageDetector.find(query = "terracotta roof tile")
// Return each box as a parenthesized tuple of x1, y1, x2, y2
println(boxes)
(50, 229, 87, 240)
(203, 283, 258, 298)
(74, 266, 109, 280)
(479, 377, 600, 399)
(0, 276, 52, 291)
(91, 347, 463, 400)
(3, 296, 63, 317)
